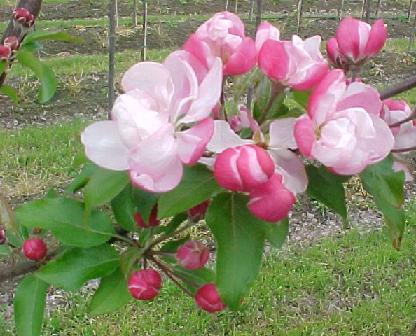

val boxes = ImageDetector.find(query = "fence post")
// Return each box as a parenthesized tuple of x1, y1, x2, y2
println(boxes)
(338, 0, 345, 20)
(141, 0, 148, 61)
(108, 0, 117, 113)
(133, 0, 138, 26)
(297, 0, 304, 35)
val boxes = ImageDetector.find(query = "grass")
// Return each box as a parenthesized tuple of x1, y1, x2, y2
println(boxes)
(1, 224, 415, 335)
(0, 120, 86, 198)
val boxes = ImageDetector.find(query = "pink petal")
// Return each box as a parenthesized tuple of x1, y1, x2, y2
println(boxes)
(213, 147, 244, 191)
(121, 62, 173, 96)
(223, 37, 257, 76)
(258, 39, 288, 82)
(255, 21, 280, 51)
(206, 120, 251, 153)
(364, 19, 387, 58)
(326, 37, 340, 65)
(268, 148, 308, 194)
(294, 116, 315, 157)
(177, 118, 214, 165)
(182, 57, 223, 123)
(183, 34, 211, 70)
(248, 174, 296, 223)
(81, 121, 129, 171)
(129, 124, 183, 192)
(337, 82, 382, 116)
(269, 118, 297, 149)
(291, 62, 328, 91)
(336, 16, 367, 62)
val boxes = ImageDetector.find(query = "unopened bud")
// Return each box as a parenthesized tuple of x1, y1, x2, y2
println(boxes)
(13, 8, 35, 28)
(0, 45, 11, 60)
(187, 200, 210, 221)
(128, 269, 161, 301)
(176, 240, 209, 270)
(0, 229, 6, 245)
(22, 238, 47, 261)
(134, 205, 160, 228)
(195, 283, 225, 313)
(4, 36, 19, 51)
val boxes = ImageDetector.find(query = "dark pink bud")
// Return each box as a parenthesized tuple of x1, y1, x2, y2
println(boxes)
(214, 145, 275, 192)
(195, 283, 225, 313)
(134, 205, 160, 228)
(0, 45, 11, 60)
(13, 8, 35, 27)
(188, 200, 210, 221)
(4, 36, 19, 51)
(128, 269, 161, 301)
(0, 229, 6, 245)
(176, 240, 209, 270)
(22, 238, 47, 261)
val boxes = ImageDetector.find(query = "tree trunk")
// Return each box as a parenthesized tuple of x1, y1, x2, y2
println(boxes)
(365, 0, 371, 22)
(255, 0, 263, 28)
(234, 0, 238, 13)
(141, 0, 148, 61)
(375, 0, 382, 17)
(409, 12, 416, 51)
(108, 0, 117, 112)
(361, 0, 367, 19)
(297, 0, 304, 35)
(133, 0, 138, 26)
(409, 0, 414, 22)
(225, 0, 229, 11)
(338, 0, 345, 20)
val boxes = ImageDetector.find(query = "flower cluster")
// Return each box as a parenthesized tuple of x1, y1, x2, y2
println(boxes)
(80, 12, 415, 313)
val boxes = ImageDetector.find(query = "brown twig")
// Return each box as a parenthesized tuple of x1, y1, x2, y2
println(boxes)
(389, 109, 416, 128)
(380, 75, 416, 100)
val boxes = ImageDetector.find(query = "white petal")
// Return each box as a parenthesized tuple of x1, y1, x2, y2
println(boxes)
(206, 120, 251, 153)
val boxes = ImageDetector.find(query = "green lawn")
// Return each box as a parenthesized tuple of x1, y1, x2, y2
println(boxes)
(1, 223, 415, 335)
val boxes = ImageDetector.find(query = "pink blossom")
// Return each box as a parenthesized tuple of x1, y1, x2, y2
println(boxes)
(195, 283, 225, 313)
(176, 240, 210, 270)
(205, 119, 307, 222)
(188, 200, 210, 220)
(22, 238, 47, 261)
(258, 34, 328, 90)
(294, 70, 394, 175)
(326, 37, 347, 69)
(255, 21, 280, 51)
(134, 205, 160, 228)
(333, 16, 387, 64)
(128, 269, 161, 301)
(382, 99, 416, 151)
(81, 51, 222, 193)
(13, 8, 35, 27)
(3, 36, 19, 51)
(184, 12, 257, 76)
(229, 105, 260, 133)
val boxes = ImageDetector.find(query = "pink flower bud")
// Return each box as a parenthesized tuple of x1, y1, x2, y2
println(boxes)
(176, 240, 210, 270)
(0, 229, 6, 245)
(255, 21, 280, 51)
(326, 36, 346, 69)
(128, 269, 162, 301)
(0, 44, 11, 60)
(22, 238, 47, 261)
(13, 8, 35, 28)
(188, 200, 210, 221)
(335, 16, 387, 64)
(248, 174, 296, 222)
(214, 145, 275, 192)
(134, 205, 160, 228)
(4, 36, 19, 51)
(195, 283, 225, 313)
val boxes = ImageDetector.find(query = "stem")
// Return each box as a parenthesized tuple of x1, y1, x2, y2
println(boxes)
(146, 221, 195, 252)
(389, 110, 416, 128)
(150, 256, 193, 297)
(392, 146, 416, 153)
(111, 233, 136, 245)
(380, 76, 416, 100)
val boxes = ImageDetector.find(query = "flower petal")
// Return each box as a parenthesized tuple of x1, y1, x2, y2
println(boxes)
(269, 118, 297, 149)
(206, 120, 251, 153)
(223, 37, 257, 76)
(81, 121, 129, 171)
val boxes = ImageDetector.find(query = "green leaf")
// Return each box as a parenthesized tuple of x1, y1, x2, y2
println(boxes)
(133, 188, 159, 223)
(15, 198, 114, 247)
(360, 156, 406, 249)
(14, 275, 48, 336)
(306, 165, 348, 222)
(120, 247, 142, 278)
(159, 236, 190, 253)
(172, 266, 215, 293)
(36, 245, 118, 291)
(253, 76, 272, 120)
(0, 60, 5, 73)
(111, 185, 137, 232)
(84, 167, 129, 210)
(15, 50, 57, 103)
(206, 193, 265, 310)
(158, 165, 220, 219)
(262, 218, 289, 249)
(0, 245, 11, 256)
(19, 41, 42, 53)
(88, 268, 131, 315)
(23, 31, 83, 45)
(65, 162, 98, 194)
(0, 85, 19, 104)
